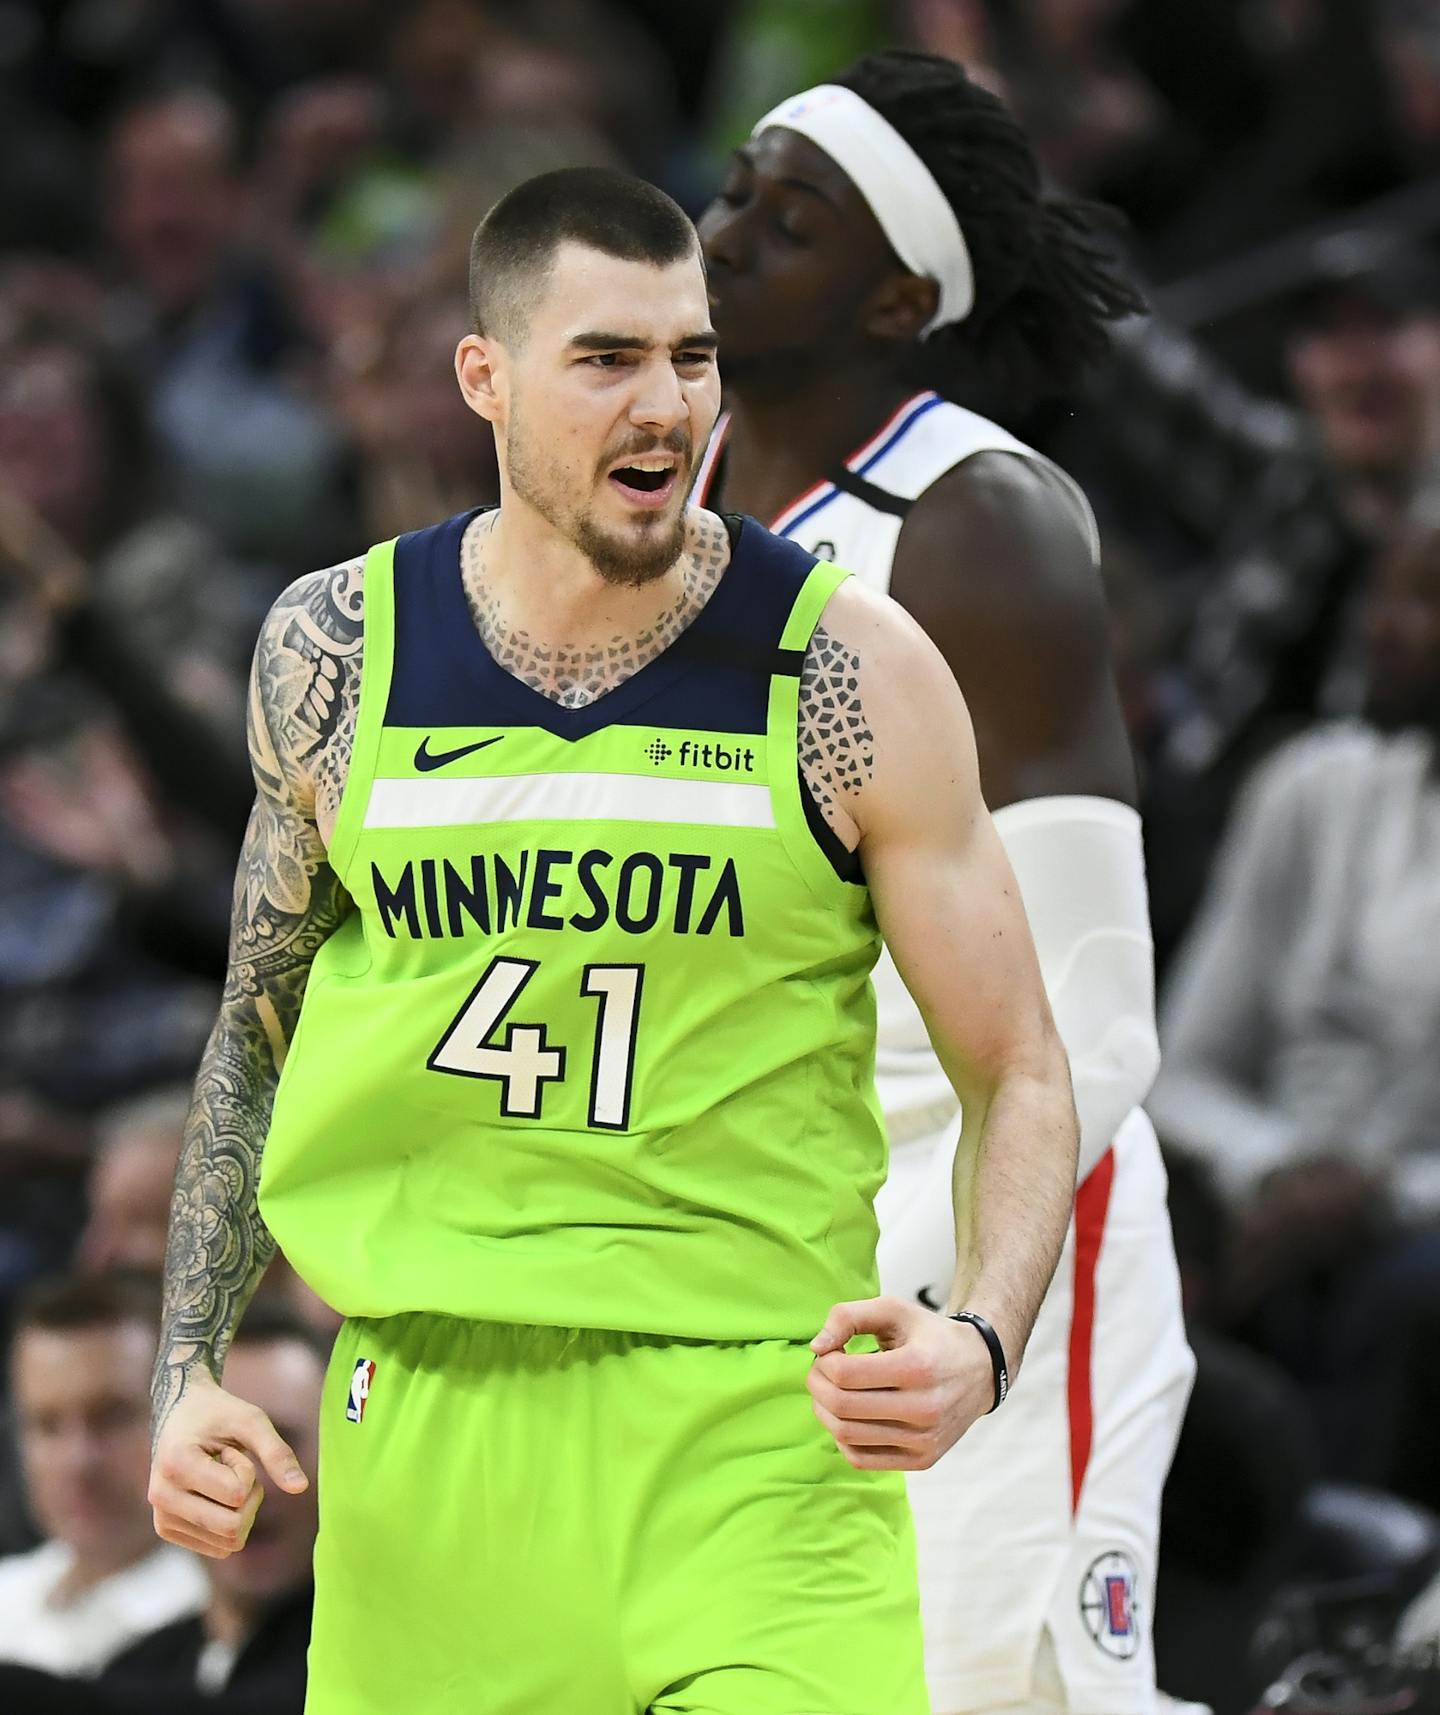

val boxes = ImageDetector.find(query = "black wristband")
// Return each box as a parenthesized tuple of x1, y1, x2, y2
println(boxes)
(948, 1311, 1009, 1412)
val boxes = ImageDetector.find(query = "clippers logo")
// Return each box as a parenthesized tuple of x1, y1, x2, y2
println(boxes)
(1079, 1551, 1141, 1660)
(1106, 1574, 1133, 1637)
(346, 1358, 376, 1424)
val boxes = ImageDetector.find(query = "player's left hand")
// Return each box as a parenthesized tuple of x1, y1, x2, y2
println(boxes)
(806, 1295, 998, 1470)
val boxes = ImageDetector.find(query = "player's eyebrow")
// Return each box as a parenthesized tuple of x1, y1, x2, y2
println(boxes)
(732, 145, 845, 212)
(568, 331, 719, 353)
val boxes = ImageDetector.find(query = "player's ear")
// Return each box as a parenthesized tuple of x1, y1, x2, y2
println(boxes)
(456, 334, 506, 425)
(862, 274, 939, 347)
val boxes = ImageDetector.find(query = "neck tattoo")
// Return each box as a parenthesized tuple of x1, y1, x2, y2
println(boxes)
(459, 512, 730, 709)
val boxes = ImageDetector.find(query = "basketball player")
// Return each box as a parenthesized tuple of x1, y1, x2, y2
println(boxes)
(696, 52, 1196, 1715)
(146, 167, 1081, 1714)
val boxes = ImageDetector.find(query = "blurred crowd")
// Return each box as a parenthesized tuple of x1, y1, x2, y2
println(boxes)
(5, 0, 1440, 1708)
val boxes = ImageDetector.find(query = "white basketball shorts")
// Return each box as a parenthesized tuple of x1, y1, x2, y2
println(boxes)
(875, 1108, 1195, 1715)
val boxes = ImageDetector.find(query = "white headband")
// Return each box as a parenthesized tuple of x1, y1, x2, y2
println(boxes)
(752, 83, 974, 336)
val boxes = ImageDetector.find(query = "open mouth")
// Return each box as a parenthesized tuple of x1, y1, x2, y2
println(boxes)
(608, 458, 679, 507)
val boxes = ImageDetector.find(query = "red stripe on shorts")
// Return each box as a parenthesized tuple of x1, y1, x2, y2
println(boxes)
(1068, 1146, 1116, 1514)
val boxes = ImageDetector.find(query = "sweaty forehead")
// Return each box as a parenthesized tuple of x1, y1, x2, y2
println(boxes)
(530, 241, 711, 345)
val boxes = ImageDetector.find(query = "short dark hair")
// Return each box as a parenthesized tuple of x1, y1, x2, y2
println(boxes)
(836, 51, 1147, 412)
(467, 166, 698, 344)
(13, 1269, 160, 1342)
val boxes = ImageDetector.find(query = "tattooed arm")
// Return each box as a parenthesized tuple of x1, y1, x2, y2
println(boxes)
(149, 561, 362, 1557)
(799, 580, 1078, 1472)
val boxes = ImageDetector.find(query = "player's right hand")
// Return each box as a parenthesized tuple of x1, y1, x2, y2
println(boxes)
(149, 1371, 309, 1560)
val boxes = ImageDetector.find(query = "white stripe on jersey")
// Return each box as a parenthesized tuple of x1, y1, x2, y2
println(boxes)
(364, 773, 775, 831)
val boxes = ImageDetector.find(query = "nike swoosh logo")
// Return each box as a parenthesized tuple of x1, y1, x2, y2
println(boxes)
(413, 735, 504, 773)
(916, 1285, 943, 1311)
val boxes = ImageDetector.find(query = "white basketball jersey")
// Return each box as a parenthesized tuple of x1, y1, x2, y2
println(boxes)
(698, 390, 1101, 1144)
(702, 394, 1192, 1714)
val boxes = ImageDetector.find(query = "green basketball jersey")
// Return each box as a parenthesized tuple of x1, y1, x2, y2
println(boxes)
(258, 510, 888, 1339)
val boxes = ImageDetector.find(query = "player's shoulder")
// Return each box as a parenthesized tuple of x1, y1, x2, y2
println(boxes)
(891, 449, 1107, 680)
(807, 571, 978, 842)
(250, 557, 367, 799)
(258, 556, 367, 654)
(904, 449, 1095, 582)
(814, 571, 958, 708)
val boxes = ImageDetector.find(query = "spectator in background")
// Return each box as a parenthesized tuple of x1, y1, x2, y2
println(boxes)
(1124, 0, 1402, 274)
(1151, 512, 1440, 1463)
(77, 1089, 190, 1274)
(999, 0, 1180, 216)
(0, 1087, 188, 1559)
(1080, 239, 1440, 958)
(0, 1311, 324, 1711)
(906, 2, 1407, 278)
(0, 308, 254, 833)
(101, 1304, 322, 1709)
(198, 0, 390, 112)
(468, 0, 681, 187)
(333, 290, 499, 542)
(0, 311, 239, 1150)
(0, 1272, 206, 1674)
(1152, 1152, 1321, 1715)
(894, 0, 1005, 94)
(1378, 0, 1440, 177)
(701, 0, 887, 162)
(254, 72, 441, 379)
(73, 1080, 340, 1349)
(0, 323, 235, 1116)
(103, 87, 349, 570)
(0, 679, 222, 1113)
(74, 1073, 340, 1350)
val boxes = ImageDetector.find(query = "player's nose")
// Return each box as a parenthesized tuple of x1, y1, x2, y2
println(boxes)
(628, 359, 687, 434)
(698, 203, 748, 275)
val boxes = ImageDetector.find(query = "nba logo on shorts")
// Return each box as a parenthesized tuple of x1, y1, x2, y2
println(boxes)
(346, 1358, 376, 1424)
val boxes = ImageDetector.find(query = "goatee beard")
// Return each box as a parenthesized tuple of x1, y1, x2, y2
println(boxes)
(506, 410, 693, 586)
(575, 511, 688, 587)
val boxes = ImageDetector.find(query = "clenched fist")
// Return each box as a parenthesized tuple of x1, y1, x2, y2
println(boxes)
(149, 1372, 309, 1559)
(807, 1294, 1001, 1470)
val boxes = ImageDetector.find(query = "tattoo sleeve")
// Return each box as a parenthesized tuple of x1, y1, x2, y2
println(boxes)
(152, 564, 361, 1437)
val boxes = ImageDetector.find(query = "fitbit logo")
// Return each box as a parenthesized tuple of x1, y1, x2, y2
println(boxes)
(644, 738, 756, 774)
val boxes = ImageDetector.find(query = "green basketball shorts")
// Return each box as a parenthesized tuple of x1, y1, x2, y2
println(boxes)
(305, 1314, 930, 1714)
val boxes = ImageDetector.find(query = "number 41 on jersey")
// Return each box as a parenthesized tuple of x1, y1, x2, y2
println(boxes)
(427, 957, 643, 1130)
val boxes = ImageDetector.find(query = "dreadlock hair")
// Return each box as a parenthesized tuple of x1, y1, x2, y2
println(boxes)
(835, 50, 1146, 414)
